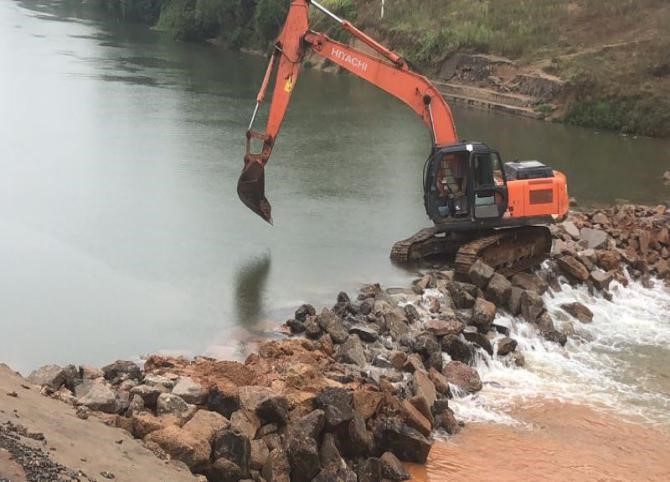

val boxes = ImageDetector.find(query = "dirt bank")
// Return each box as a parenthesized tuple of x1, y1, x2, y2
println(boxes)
(0, 364, 197, 482)
(409, 399, 670, 481)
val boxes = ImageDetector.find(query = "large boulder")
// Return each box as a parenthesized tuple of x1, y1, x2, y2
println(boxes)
(411, 332, 440, 359)
(520, 290, 545, 323)
(295, 303, 316, 322)
(336, 335, 367, 367)
(428, 368, 451, 397)
(146, 425, 211, 471)
(597, 250, 621, 271)
(353, 391, 383, 421)
(27, 365, 66, 390)
(443, 361, 482, 393)
(262, 448, 291, 482)
(250, 438, 270, 471)
(561, 302, 594, 323)
(380, 451, 410, 481)
(130, 384, 168, 409)
(290, 409, 326, 440)
(182, 409, 230, 444)
(446, 281, 477, 309)
(440, 335, 474, 364)
(580, 228, 608, 249)
(561, 221, 580, 239)
(468, 260, 495, 288)
(507, 286, 523, 315)
(511, 272, 548, 294)
(424, 318, 464, 337)
(131, 411, 165, 439)
(412, 370, 437, 407)
(373, 417, 432, 464)
(101, 360, 141, 382)
(230, 409, 261, 439)
(485, 273, 512, 306)
(591, 269, 614, 290)
(172, 377, 207, 405)
(347, 413, 374, 456)
(156, 393, 190, 417)
(77, 379, 118, 413)
(287, 434, 321, 482)
(348, 325, 379, 342)
(315, 388, 354, 428)
(471, 297, 496, 333)
(207, 458, 242, 482)
(496, 337, 517, 356)
(462, 328, 493, 356)
(400, 400, 432, 437)
(557, 255, 590, 282)
(317, 308, 349, 344)
(212, 429, 251, 476)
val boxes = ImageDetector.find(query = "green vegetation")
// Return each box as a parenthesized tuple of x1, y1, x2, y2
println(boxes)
(97, 0, 670, 137)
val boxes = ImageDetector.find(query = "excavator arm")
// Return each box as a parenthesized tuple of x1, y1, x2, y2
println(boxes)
(238, 0, 458, 223)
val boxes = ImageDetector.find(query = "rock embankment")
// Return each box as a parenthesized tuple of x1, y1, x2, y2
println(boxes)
(18, 204, 670, 482)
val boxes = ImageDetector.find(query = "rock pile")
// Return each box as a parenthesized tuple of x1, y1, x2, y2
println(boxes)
(22, 204, 670, 481)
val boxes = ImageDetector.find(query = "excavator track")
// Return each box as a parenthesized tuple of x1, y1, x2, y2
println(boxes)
(390, 227, 439, 263)
(454, 225, 552, 277)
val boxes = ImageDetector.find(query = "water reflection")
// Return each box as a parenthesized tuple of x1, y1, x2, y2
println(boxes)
(234, 254, 272, 327)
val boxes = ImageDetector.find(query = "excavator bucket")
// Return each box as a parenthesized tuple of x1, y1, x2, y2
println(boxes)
(237, 160, 273, 224)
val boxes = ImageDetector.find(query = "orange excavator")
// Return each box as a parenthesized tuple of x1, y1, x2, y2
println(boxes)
(238, 0, 569, 276)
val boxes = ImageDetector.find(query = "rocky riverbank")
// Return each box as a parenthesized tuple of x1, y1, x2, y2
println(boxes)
(5, 204, 670, 481)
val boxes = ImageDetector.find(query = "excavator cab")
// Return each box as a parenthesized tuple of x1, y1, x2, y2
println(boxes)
(424, 142, 508, 225)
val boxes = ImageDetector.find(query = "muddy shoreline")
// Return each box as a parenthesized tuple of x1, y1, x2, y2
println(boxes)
(2, 204, 669, 481)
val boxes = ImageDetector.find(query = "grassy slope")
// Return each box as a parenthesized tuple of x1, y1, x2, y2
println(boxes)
(101, 0, 670, 137)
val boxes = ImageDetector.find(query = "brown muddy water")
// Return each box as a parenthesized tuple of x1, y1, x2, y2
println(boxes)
(411, 399, 670, 481)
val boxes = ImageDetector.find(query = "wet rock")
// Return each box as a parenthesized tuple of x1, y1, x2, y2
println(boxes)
(208, 458, 242, 482)
(537, 313, 567, 345)
(520, 289, 545, 322)
(412, 370, 437, 407)
(336, 334, 367, 367)
(101, 360, 141, 383)
(315, 388, 354, 428)
(511, 272, 548, 294)
(77, 379, 118, 413)
(428, 368, 451, 397)
(212, 429, 251, 476)
(231, 409, 261, 439)
(434, 407, 460, 435)
(27, 365, 66, 390)
(146, 425, 211, 471)
(468, 260, 495, 288)
(424, 318, 464, 337)
(305, 316, 323, 339)
(379, 451, 410, 480)
(440, 335, 474, 364)
(295, 304, 316, 322)
(446, 281, 477, 309)
(402, 353, 425, 373)
(287, 433, 320, 482)
(373, 417, 432, 464)
(317, 308, 349, 344)
(557, 255, 590, 282)
(400, 400, 432, 437)
(443, 361, 482, 393)
(485, 273, 512, 306)
(462, 328, 493, 356)
(353, 390, 383, 421)
(413, 274, 433, 294)
(580, 228, 608, 249)
(591, 269, 613, 290)
(404, 304, 420, 323)
(208, 386, 240, 418)
(286, 318, 306, 334)
(471, 297, 496, 333)
(349, 324, 379, 342)
(183, 409, 230, 444)
(561, 302, 594, 323)
(355, 457, 382, 482)
(597, 250, 621, 271)
(496, 337, 518, 356)
(383, 309, 410, 339)
(411, 332, 440, 359)
(156, 393, 190, 417)
(171, 376, 207, 405)
(262, 448, 291, 482)
(507, 286, 523, 315)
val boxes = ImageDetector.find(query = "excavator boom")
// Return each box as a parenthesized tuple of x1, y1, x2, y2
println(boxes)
(238, 0, 457, 223)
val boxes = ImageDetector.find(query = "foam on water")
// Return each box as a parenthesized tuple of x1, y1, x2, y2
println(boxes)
(449, 272, 670, 428)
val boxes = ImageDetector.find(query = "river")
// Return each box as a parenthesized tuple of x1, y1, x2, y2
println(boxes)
(1, 0, 669, 388)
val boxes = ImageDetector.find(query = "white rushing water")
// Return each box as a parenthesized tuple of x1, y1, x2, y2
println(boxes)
(448, 272, 670, 428)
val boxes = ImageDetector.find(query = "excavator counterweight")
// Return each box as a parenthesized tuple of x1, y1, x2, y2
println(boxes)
(237, 0, 569, 273)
